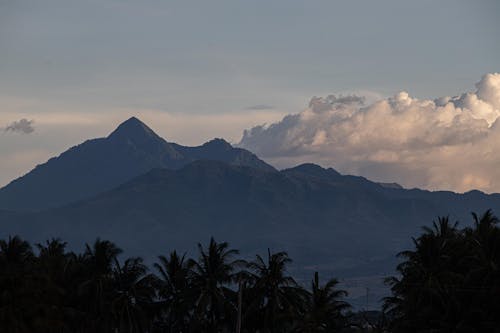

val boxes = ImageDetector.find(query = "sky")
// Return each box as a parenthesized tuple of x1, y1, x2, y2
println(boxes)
(1, 0, 499, 192)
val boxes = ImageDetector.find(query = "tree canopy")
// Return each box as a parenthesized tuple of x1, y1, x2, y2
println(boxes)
(1, 210, 500, 332)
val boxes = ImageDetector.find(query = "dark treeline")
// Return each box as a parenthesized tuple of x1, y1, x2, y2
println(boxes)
(384, 210, 500, 332)
(1, 210, 500, 333)
(0, 236, 350, 333)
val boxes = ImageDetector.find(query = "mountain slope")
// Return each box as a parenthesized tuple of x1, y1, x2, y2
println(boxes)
(2, 161, 499, 280)
(0, 117, 274, 211)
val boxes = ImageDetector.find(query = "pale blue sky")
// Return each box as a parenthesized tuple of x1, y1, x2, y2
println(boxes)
(1, 0, 499, 110)
(1, 0, 499, 187)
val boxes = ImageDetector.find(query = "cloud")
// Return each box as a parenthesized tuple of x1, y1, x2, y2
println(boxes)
(239, 73, 500, 193)
(245, 104, 275, 110)
(4, 119, 35, 134)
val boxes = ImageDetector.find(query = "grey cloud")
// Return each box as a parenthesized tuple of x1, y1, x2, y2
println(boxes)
(309, 95, 365, 113)
(4, 119, 35, 134)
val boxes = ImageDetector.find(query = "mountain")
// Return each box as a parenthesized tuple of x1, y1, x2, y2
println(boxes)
(0, 117, 275, 211)
(2, 121, 499, 307)
(2, 161, 499, 279)
(2, 159, 499, 308)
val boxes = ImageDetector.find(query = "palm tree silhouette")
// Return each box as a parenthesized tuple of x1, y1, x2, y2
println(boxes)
(153, 250, 194, 332)
(35, 238, 71, 332)
(188, 237, 243, 332)
(384, 211, 500, 332)
(0, 236, 35, 333)
(246, 249, 304, 333)
(112, 257, 156, 333)
(296, 271, 350, 332)
(80, 239, 123, 332)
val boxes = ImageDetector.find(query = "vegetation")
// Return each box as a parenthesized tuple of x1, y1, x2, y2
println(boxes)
(384, 210, 500, 332)
(0, 237, 349, 333)
(1, 210, 500, 332)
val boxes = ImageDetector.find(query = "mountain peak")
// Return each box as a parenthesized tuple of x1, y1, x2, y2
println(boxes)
(202, 138, 233, 150)
(108, 117, 161, 143)
(293, 163, 327, 172)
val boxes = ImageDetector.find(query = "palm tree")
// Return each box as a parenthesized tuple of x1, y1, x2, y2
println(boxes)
(384, 212, 500, 332)
(0, 236, 36, 333)
(112, 257, 156, 333)
(153, 251, 194, 332)
(463, 210, 500, 329)
(0, 235, 34, 267)
(35, 238, 71, 332)
(246, 249, 305, 333)
(296, 272, 349, 332)
(188, 237, 243, 332)
(79, 239, 123, 332)
(386, 218, 463, 331)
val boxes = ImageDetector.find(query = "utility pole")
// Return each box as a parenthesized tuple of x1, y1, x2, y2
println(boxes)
(236, 279, 243, 333)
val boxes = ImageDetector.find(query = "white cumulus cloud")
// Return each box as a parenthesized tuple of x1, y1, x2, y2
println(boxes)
(239, 73, 500, 193)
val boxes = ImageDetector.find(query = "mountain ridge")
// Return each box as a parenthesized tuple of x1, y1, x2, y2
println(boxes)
(0, 117, 275, 212)
(2, 157, 499, 307)
(2, 159, 499, 277)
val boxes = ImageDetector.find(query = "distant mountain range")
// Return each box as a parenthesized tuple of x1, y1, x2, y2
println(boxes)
(0, 117, 274, 211)
(1, 117, 499, 307)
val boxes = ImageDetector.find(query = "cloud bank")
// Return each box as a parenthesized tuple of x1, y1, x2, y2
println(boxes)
(4, 119, 35, 134)
(239, 73, 500, 193)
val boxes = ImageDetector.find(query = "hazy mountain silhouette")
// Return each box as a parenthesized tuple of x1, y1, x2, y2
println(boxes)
(0, 117, 275, 211)
(2, 118, 500, 306)
(2, 160, 499, 282)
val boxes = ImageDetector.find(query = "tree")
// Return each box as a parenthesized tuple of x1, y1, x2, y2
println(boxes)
(188, 237, 243, 332)
(153, 251, 194, 332)
(246, 249, 305, 333)
(384, 211, 500, 332)
(0, 236, 36, 333)
(0, 234, 356, 333)
(463, 210, 500, 330)
(112, 257, 156, 333)
(296, 272, 349, 332)
(35, 238, 71, 332)
(79, 239, 123, 332)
